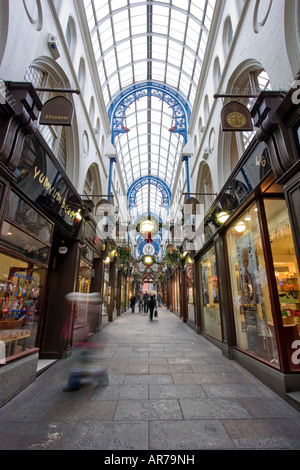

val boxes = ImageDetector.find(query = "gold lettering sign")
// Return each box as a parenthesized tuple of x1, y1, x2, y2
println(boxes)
(221, 101, 253, 132)
(40, 96, 73, 126)
(32, 165, 78, 220)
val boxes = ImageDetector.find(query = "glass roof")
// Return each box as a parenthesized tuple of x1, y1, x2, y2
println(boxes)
(83, 0, 216, 226)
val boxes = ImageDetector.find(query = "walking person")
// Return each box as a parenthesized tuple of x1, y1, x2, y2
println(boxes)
(143, 292, 149, 313)
(148, 293, 156, 321)
(130, 294, 136, 313)
(137, 292, 143, 313)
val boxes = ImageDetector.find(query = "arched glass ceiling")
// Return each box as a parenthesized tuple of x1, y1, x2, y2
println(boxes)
(83, 0, 216, 222)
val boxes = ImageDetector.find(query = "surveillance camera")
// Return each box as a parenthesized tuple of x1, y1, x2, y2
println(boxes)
(47, 34, 60, 60)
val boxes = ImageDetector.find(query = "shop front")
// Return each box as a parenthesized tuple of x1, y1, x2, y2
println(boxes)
(0, 83, 85, 405)
(199, 246, 222, 341)
(194, 87, 300, 400)
(0, 191, 52, 362)
(225, 197, 300, 370)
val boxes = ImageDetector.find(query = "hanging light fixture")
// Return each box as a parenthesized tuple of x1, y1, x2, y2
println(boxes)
(141, 220, 154, 243)
(144, 256, 153, 265)
(141, 220, 154, 232)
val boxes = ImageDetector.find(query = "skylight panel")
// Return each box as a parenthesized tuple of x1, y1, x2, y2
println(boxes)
(179, 76, 192, 97)
(133, 62, 147, 82)
(190, 1, 207, 20)
(111, 0, 127, 11)
(163, 75, 179, 96)
(167, 44, 183, 69)
(109, 75, 120, 97)
(84, 4, 95, 29)
(140, 159, 148, 168)
(95, 3, 110, 21)
(151, 64, 166, 83)
(152, 7, 169, 35)
(172, 0, 189, 8)
(105, 48, 117, 72)
(130, 6, 147, 35)
(120, 70, 134, 89)
(185, 34, 198, 53)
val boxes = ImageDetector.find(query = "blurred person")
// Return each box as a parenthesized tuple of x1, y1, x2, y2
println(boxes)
(130, 294, 136, 313)
(143, 292, 149, 313)
(62, 292, 108, 391)
(137, 291, 143, 313)
(148, 293, 156, 321)
(157, 291, 162, 307)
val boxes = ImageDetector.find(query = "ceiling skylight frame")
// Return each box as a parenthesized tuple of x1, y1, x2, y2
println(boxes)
(83, 0, 216, 223)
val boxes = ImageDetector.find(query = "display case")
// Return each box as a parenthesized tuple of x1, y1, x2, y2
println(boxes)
(0, 253, 46, 359)
(275, 266, 300, 328)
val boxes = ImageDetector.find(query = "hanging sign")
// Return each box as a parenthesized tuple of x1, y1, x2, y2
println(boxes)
(40, 96, 73, 126)
(95, 199, 112, 216)
(184, 197, 200, 215)
(221, 101, 253, 132)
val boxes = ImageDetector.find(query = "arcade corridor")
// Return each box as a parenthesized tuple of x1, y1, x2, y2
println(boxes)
(1, 1, 300, 446)
(0, 307, 300, 451)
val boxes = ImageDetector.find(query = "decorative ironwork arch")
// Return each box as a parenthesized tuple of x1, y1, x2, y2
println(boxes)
(127, 175, 171, 213)
(137, 236, 161, 257)
(108, 81, 191, 144)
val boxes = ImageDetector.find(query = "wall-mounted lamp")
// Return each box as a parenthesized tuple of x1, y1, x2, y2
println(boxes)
(75, 209, 82, 221)
(217, 211, 230, 224)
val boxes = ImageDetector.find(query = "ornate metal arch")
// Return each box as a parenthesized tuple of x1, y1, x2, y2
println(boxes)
(137, 235, 161, 257)
(127, 175, 171, 213)
(108, 81, 191, 144)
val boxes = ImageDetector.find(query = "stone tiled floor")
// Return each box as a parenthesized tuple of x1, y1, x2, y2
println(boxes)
(0, 307, 300, 451)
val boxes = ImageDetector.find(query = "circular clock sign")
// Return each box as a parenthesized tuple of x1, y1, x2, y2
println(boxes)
(143, 244, 155, 255)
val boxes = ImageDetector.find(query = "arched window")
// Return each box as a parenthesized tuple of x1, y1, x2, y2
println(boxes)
(94, 117, 101, 142)
(65, 16, 77, 60)
(197, 162, 215, 216)
(89, 97, 95, 127)
(223, 16, 233, 59)
(78, 57, 86, 94)
(204, 95, 210, 123)
(24, 65, 68, 169)
(240, 69, 271, 150)
(83, 165, 102, 208)
(213, 57, 221, 90)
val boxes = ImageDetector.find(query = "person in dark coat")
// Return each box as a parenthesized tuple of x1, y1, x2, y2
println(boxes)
(148, 293, 156, 321)
(143, 292, 149, 313)
(130, 295, 136, 313)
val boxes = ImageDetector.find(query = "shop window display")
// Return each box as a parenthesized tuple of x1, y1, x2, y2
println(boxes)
(199, 246, 222, 340)
(264, 199, 300, 371)
(74, 258, 92, 330)
(0, 253, 46, 362)
(0, 191, 52, 265)
(226, 203, 279, 363)
(186, 261, 195, 323)
(102, 262, 110, 317)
